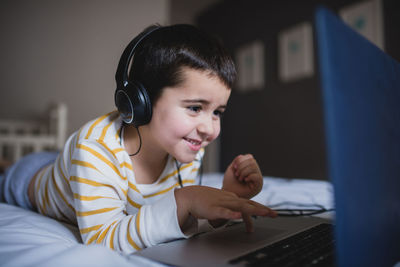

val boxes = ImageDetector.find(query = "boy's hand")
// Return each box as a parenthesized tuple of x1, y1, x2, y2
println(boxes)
(222, 154, 263, 199)
(175, 186, 276, 232)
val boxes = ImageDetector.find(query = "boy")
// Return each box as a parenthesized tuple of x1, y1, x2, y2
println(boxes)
(1, 24, 276, 254)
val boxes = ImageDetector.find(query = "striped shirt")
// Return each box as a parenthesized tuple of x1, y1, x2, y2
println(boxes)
(33, 111, 203, 253)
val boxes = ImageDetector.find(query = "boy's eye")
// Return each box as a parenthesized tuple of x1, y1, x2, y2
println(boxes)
(213, 110, 224, 118)
(188, 106, 201, 113)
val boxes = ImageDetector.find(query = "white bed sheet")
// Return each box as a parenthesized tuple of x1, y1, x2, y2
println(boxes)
(0, 174, 334, 267)
(0, 203, 163, 267)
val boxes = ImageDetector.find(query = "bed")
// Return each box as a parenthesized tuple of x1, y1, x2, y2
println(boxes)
(0, 103, 67, 165)
(0, 173, 333, 267)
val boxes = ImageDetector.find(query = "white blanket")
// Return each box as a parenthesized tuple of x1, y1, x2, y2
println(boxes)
(0, 174, 333, 267)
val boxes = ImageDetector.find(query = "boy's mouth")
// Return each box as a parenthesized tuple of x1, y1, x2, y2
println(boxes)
(183, 137, 202, 151)
(183, 137, 201, 145)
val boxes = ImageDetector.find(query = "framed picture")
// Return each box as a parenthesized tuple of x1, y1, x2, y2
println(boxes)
(235, 40, 265, 92)
(340, 0, 384, 50)
(278, 22, 314, 83)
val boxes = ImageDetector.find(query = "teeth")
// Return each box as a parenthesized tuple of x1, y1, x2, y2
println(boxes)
(185, 138, 200, 145)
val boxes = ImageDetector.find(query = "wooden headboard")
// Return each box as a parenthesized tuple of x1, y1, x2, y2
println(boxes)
(0, 103, 67, 163)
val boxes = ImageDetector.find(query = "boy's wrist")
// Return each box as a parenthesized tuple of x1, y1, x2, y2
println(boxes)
(174, 187, 191, 228)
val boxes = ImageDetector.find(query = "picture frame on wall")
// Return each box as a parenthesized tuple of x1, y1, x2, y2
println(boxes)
(278, 22, 314, 83)
(235, 40, 265, 92)
(339, 0, 384, 50)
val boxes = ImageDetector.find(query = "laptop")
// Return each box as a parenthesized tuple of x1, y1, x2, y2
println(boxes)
(134, 6, 400, 267)
(315, 6, 400, 267)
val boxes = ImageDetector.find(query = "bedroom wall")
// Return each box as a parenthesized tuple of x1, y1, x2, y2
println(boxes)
(0, 0, 224, 173)
(197, 0, 400, 179)
(169, 0, 222, 25)
(0, 0, 169, 135)
(2, 0, 398, 178)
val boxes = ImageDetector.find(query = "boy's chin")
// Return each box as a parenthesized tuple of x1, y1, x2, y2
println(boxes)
(173, 151, 198, 164)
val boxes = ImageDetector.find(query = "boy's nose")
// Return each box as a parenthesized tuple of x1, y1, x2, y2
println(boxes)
(198, 116, 214, 137)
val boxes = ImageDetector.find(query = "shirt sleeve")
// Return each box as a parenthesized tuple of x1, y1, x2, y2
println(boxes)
(69, 140, 197, 254)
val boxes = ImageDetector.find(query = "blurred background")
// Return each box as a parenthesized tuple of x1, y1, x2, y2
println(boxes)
(0, 0, 399, 179)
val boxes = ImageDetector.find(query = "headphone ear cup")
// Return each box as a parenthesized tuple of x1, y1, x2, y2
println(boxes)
(132, 81, 152, 126)
(115, 81, 152, 127)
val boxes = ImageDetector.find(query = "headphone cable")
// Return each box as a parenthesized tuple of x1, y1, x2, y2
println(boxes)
(175, 160, 183, 188)
(174, 151, 204, 188)
(119, 123, 142, 157)
(129, 126, 142, 156)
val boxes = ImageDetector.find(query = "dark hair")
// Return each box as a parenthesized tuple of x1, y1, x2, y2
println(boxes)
(128, 24, 236, 104)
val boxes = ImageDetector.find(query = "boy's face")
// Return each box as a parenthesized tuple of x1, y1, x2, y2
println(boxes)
(147, 68, 231, 163)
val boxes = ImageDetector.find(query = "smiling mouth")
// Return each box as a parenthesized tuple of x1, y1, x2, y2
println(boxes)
(183, 137, 202, 146)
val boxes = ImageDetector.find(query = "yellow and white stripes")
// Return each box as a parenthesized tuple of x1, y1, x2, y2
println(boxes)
(33, 111, 203, 253)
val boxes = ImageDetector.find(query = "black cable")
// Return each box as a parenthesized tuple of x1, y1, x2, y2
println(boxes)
(129, 126, 142, 156)
(119, 123, 142, 156)
(267, 201, 335, 217)
(274, 208, 335, 217)
(174, 153, 204, 188)
(197, 154, 204, 186)
(175, 159, 183, 188)
(269, 201, 326, 210)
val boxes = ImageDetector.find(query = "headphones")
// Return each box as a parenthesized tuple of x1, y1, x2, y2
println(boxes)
(115, 26, 161, 127)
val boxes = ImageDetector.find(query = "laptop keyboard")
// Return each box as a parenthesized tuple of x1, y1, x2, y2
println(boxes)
(229, 223, 335, 267)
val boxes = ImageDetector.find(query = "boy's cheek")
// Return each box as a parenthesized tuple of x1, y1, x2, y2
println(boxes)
(209, 131, 220, 143)
(213, 124, 221, 139)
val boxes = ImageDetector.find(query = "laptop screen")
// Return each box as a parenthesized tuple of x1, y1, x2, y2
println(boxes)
(316, 6, 400, 267)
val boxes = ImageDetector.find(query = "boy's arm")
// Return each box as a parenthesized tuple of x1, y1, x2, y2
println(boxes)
(70, 141, 192, 253)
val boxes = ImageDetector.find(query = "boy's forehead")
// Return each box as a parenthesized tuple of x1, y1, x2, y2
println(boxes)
(158, 79, 229, 110)
(180, 68, 230, 90)
(180, 73, 230, 98)
(155, 67, 231, 107)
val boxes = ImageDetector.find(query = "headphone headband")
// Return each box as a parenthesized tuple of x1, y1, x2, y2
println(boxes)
(115, 26, 161, 88)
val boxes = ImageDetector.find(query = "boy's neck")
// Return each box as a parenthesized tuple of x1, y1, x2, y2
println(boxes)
(124, 125, 168, 184)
